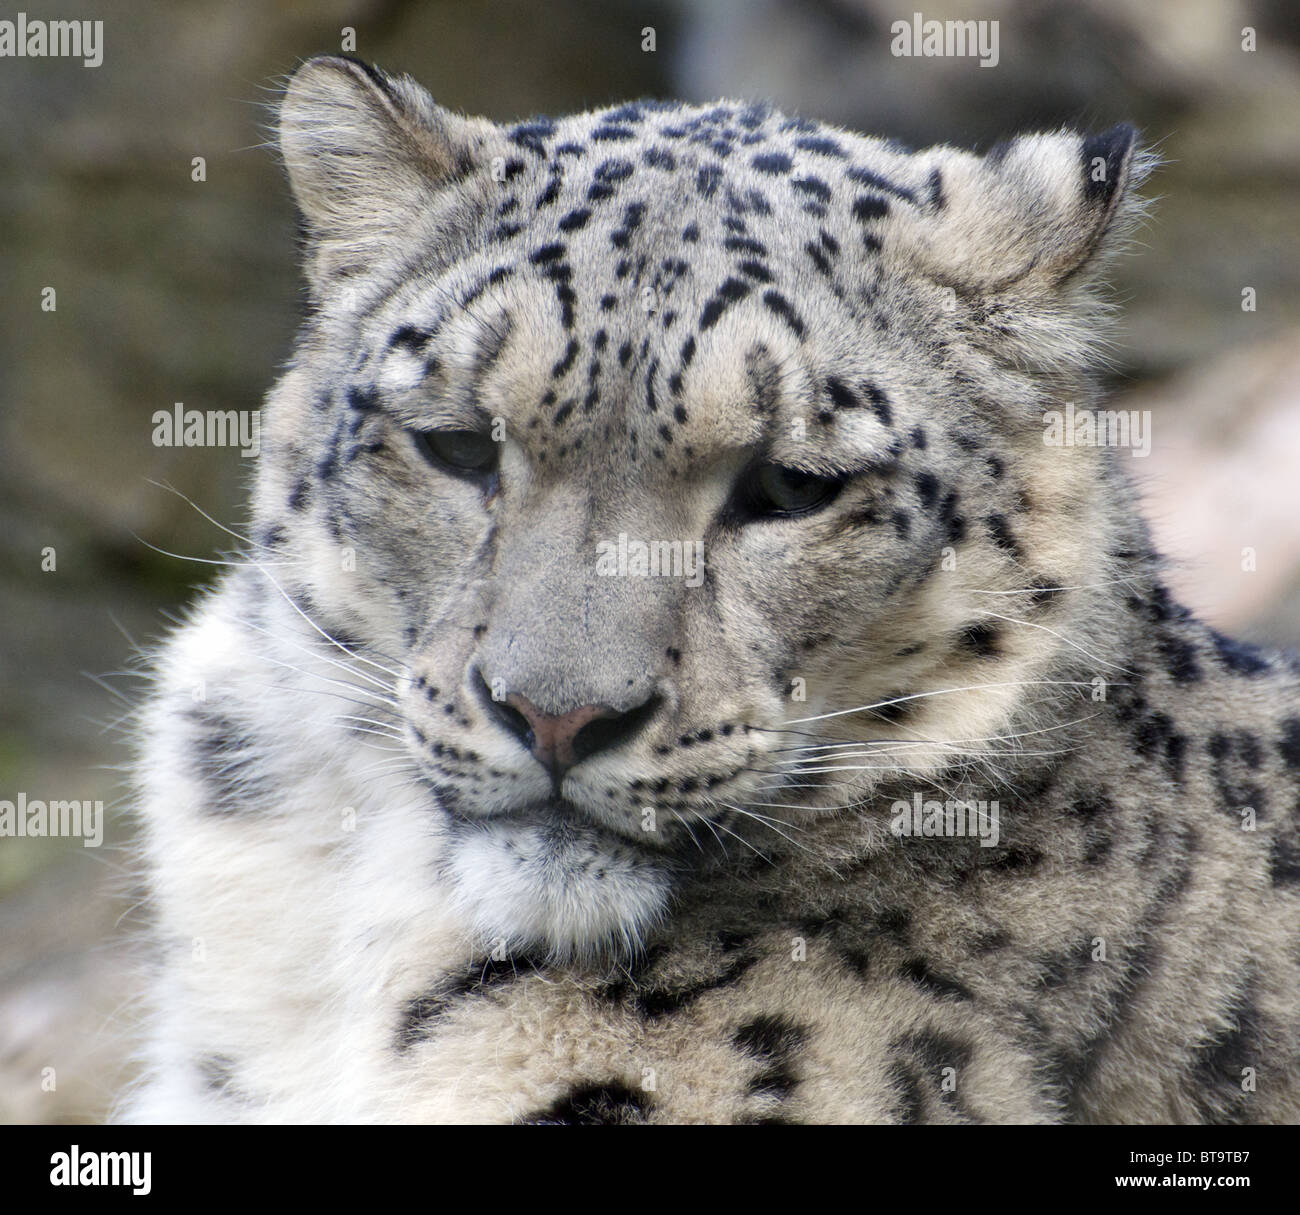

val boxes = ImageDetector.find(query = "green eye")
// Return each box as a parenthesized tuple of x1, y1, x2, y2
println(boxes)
(413, 429, 499, 477)
(742, 463, 842, 517)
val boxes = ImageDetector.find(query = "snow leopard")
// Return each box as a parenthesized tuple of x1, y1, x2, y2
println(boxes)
(121, 55, 1300, 1124)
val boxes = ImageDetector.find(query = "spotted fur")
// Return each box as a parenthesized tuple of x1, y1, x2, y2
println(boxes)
(120, 56, 1300, 1124)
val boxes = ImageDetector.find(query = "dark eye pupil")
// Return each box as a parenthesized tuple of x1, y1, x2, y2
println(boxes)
(415, 429, 498, 475)
(748, 464, 839, 516)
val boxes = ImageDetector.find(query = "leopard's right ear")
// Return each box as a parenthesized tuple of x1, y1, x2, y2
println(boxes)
(279, 56, 500, 289)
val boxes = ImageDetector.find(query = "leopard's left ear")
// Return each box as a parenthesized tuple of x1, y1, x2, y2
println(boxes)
(279, 55, 502, 290)
(899, 124, 1155, 294)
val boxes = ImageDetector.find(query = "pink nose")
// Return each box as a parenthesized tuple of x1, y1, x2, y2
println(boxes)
(503, 693, 619, 776)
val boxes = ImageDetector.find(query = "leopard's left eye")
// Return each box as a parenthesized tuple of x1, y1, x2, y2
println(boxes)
(737, 463, 844, 518)
(412, 428, 499, 477)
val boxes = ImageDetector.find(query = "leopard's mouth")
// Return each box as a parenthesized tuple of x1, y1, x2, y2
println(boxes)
(435, 791, 684, 960)
(432, 784, 679, 855)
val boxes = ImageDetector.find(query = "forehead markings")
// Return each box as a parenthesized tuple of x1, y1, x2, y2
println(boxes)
(725, 337, 904, 476)
(362, 99, 932, 455)
(366, 292, 516, 432)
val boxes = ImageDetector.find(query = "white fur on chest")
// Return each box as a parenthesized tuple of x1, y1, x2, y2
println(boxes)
(123, 589, 486, 1121)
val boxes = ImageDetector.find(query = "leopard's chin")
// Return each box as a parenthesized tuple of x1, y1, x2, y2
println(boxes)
(441, 811, 676, 963)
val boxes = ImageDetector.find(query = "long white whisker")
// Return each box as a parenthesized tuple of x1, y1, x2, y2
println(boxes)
(237, 614, 399, 700)
(128, 531, 304, 568)
(333, 714, 405, 737)
(246, 650, 398, 709)
(775, 708, 1101, 755)
(145, 478, 261, 548)
(81, 670, 134, 705)
(782, 679, 1098, 726)
(977, 609, 1134, 675)
(251, 561, 407, 684)
(335, 725, 408, 748)
(965, 574, 1143, 596)
(777, 746, 1074, 768)
(709, 815, 769, 862)
(668, 809, 705, 855)
(718, 803, 819, 859)
(246, 680, 396, 715)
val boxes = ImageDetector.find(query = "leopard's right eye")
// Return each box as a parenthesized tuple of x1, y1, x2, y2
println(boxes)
(734, 462, 845, 520)
(412, 428, 499, 478)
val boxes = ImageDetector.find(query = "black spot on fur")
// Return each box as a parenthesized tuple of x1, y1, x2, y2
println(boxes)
(716, 927, 751, 952)
(387, 325, 430, 353)
(617, 951, 758, 1020)
(1131, 709, 1188, 781)
(558, 207, 591, 232)
(761, 290, 805, 338)
(550, 338, 579, 378)
(865, 383, 892, 427)
(899, 958, 973, 1002)
(984, 514, 1020, 557)
(397, 956, 534, 1050)
(792, 175, 832, 204)
(642, 146, 676, 170)
(752, 151, 793, 175)
(1157, 631, 1202, 683)
(1069, 790, 1116, 865)
(594, 158, 635, 184)
(345, 385, 381, 413)
(845, 165, 916, 204)
(872, 692, 917, 724)
(509, 118, 555, 155)
(889, 1060, 926, 1123)
(1206, 631, 1269, 676)
(196, 1053, 237, 1093)
(914, 471, 939, 509)
(1280, 719, 1300, 771)
(733, 1014, 808, 1060)
(805, 241, 831, 275)
(1192, 977, 1262, 1123)
(521, 1082, 652, 1125)
(825, 376, 859, 410)
(984, 846, 1043, 874)
(888, 1030, 975, 1122)
(529, 241, 566, 267)
(958, 621, 1001, 659)
(870, 907, 912, 942)
(696, 163, 724, 199)
(852, 195, 889, 222)
(795, 135, 845, 158)
(184, 705, 263, 816)
(699, 277, 751, 330)
(927, 167, 945, 210)
(1029, 581, 1064, 608)
(1270, 831, 1300, 886)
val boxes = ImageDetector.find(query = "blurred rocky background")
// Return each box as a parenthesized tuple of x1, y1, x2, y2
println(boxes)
(1, 0, 1297, 1121)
